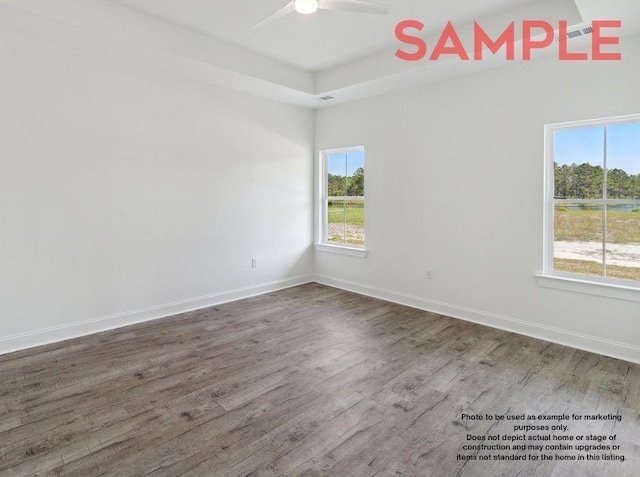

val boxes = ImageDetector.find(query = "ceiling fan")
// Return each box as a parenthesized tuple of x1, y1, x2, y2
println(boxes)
(252, 0, 391, 29)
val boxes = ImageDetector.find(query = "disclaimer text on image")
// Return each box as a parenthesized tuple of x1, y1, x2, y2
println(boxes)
(457, 412, 626, 464)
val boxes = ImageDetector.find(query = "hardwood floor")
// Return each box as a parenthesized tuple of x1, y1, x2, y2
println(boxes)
(0, 283, 638, 476)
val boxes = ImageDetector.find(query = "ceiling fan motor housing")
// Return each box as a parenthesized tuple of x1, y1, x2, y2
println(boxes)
(295, 0, 319, 15)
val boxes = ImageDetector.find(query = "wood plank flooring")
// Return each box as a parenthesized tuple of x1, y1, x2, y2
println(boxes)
(0, 283, 638, 476)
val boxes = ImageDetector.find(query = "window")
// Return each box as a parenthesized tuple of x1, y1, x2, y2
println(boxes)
(319, 147, 366, 252)
(543, 115, 640, 289)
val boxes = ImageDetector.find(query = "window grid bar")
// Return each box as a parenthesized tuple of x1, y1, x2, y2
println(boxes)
(552, 199, 640, 205)
(327, 197, 365, 200)
(322, 152, 328, 244)
(602, 126, 608, 277)
(343, 153, 347, 245)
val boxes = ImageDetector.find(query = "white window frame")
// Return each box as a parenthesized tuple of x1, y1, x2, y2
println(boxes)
(538, 114, 640, 302)
(316, 146, 367, 257)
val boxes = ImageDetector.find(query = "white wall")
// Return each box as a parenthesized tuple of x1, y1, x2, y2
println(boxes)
(315, 34, 640, 363)
(0, 30, 314, 352)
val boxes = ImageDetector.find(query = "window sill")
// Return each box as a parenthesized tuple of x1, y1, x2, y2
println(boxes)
(536, 274, 640, 303)
(315, 243, 368, 258)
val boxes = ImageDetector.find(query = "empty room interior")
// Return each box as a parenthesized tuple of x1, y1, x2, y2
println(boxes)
(1, 0, 640, 475)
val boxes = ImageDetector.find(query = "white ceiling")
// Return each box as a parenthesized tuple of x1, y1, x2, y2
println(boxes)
(109, 0, 538, 71)
(1, 0, 638, 108)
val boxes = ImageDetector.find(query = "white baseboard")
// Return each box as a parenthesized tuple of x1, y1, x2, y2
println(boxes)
(314, 274, 640, 365)
(0, 275, 314, 356)
(5, 274, 638, 365)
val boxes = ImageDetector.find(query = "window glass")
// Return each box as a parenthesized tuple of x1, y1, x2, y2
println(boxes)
(547, 117, 640, 285)
(323, 148, 365, 248)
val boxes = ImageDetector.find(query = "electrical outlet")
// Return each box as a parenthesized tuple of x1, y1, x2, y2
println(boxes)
(426, 268, 434, 279)
(252, 258, 258, 268)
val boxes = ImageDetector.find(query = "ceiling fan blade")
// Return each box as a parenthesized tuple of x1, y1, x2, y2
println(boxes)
(319, 0, 391, 15)
(251, 1, 296, 29)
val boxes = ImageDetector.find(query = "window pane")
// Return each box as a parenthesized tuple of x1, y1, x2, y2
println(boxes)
(327, 153, 347, 197)
(606, 122, 640, 200)
(327, 198, 346, 245)
(345, 150, 365, 246)
(605, 204, 640, 281)
(553, 204, 604, 277)
(346, 150, 365, 198)
(344, 199, 365, 247)
(553, 126, 604, 199)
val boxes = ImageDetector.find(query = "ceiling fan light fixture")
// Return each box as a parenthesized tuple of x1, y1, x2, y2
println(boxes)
(294, 0, 319, 15)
